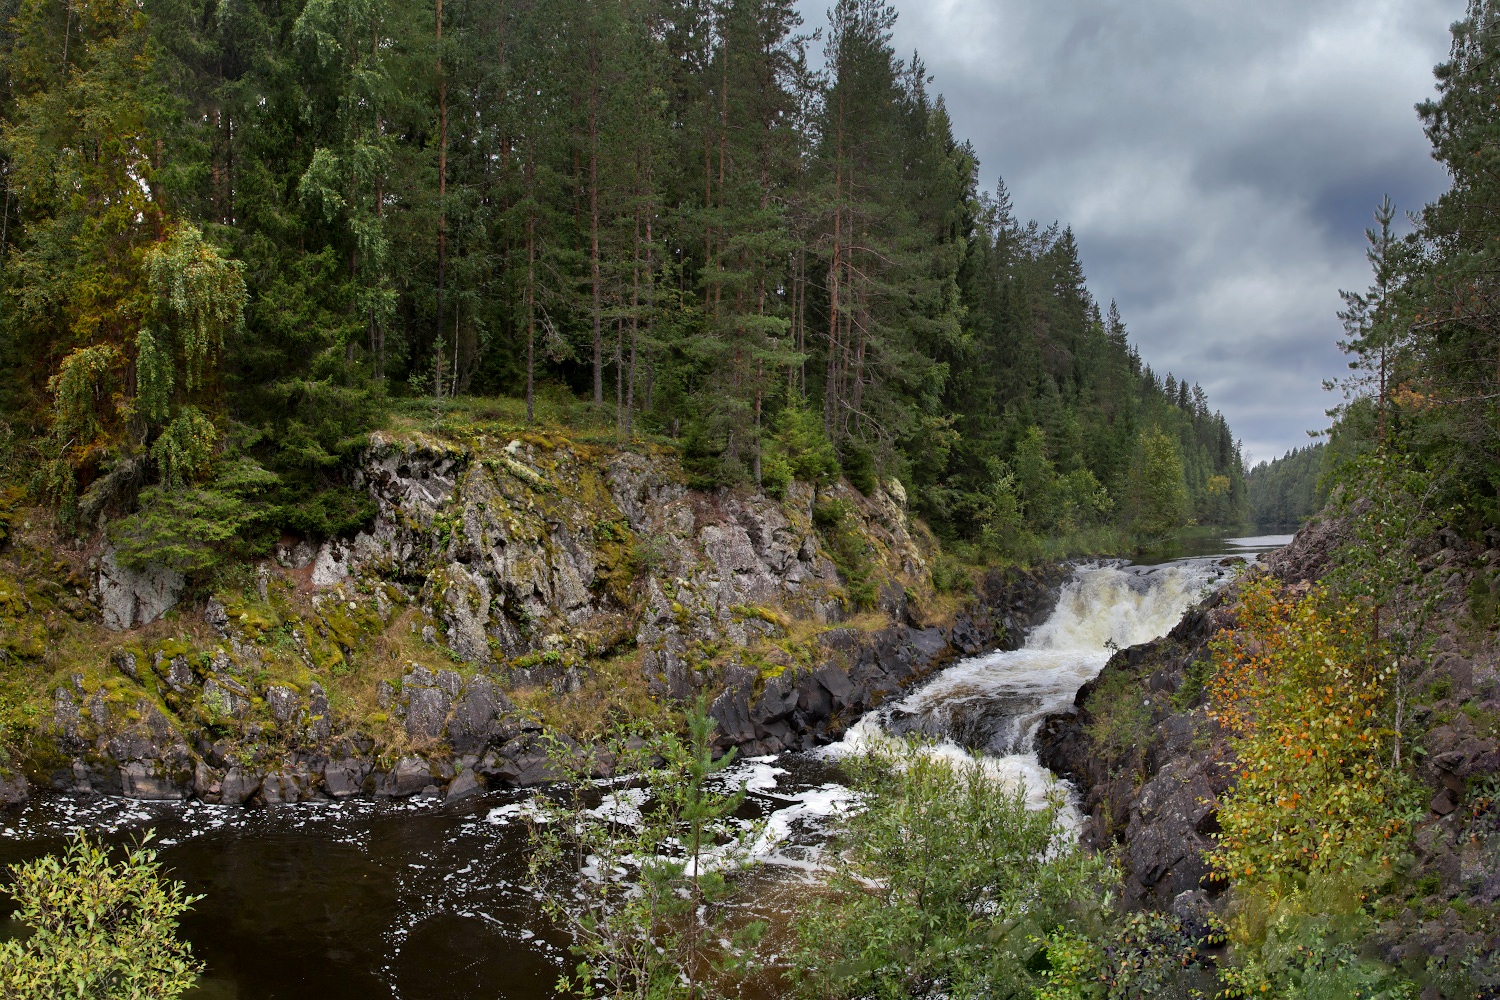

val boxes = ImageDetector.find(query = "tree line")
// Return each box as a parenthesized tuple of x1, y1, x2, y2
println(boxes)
(0, 0, 1247, 560)
(1245, 442, 1326, 531)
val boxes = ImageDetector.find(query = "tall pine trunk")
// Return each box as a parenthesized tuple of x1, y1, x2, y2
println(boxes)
(589, 44, 603, 408)
(434, 0, 448, 399)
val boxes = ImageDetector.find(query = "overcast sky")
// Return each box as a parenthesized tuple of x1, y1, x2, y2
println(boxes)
(795, 0, 1464, 464)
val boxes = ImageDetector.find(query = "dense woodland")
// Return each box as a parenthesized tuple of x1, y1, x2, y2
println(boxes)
(1244, 442, 1326, 530)
(15, 2, 1500, 998)
(0, 0, 1246, 566)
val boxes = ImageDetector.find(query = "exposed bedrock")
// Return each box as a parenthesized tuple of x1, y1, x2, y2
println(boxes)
(9, 430, 1068, 808)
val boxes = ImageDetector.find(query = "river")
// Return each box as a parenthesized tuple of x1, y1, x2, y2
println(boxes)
(0, 534, 1291, 998)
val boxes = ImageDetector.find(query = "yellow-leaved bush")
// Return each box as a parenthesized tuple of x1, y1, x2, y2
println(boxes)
(1207, 579, 1411, 885)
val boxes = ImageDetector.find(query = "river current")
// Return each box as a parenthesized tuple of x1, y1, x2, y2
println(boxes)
(0, 535, 1290, 998)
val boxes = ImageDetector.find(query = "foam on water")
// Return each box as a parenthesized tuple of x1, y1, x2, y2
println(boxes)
(0, 555, 1250, 997)
(820, 558, 1237, 826)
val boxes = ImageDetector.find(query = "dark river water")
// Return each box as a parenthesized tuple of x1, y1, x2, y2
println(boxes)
(0, 533, 1292, 999)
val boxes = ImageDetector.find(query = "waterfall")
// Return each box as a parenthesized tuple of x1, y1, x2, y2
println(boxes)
(821, 558, 1237, 814)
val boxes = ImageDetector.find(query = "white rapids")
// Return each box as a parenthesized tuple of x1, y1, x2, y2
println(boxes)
(820, 558, 1240, 820)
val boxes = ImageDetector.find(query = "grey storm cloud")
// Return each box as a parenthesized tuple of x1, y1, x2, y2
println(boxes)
(796, 0, 1463, 464)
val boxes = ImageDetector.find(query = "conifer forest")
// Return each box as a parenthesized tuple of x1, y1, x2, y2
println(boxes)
(10, 2, 1500, 999)
(0, 0, 1245, 560)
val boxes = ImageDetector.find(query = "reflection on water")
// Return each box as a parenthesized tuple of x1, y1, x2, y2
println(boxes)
(0, 533, 1289, 998)
(1134, 529, 1294, 563)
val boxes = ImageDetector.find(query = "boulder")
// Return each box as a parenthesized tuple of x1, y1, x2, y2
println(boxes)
(260, 770, 310, 805)
(95, 549, 184, 630)
(444, 770, 484, 804)
(380, 756, 434, 797)
(322, 757, 371, 799)
(0, 773, 28, 807)
(220, 767, 261, 805)
(120, 761, 188, 801)
(447, 676, 516, 755)
(404, 668, 451, 741)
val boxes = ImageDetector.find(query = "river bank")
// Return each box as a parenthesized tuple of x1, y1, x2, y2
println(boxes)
(1, 538, 1281, 998)
(0, 423, 1088, 811)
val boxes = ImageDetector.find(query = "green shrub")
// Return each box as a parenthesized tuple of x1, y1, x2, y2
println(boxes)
(0, 830, 203, 999)
(1084, 667, 1154, 765)
(527, 697, 765, 998)
(278, 484, 378, 538)
(1036, 910, 1220, 999)
(771, 404, 840, 485)
(761, 451, 794, 499)
(812, 498, 877, 612)
(791, 740, 1109, 999)
(1207, 580, 1415, 886)
(1218, 873, 1416, 1000)
(840, 443, 878, 496)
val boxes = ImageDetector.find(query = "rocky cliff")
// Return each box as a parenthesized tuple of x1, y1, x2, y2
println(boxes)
(0, 425, 1064, 809)
(1037, 515, 1500, 980)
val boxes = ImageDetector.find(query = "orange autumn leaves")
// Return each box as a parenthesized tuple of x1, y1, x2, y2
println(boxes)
(1207, 579, 1409, 884)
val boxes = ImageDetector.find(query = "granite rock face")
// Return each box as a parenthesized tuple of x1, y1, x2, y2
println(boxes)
(41, 431, 1069, 807)
(94, 548, 184, 630)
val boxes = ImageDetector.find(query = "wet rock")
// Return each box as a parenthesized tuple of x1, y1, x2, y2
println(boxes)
(710, 673, 756, 746)
(307, 683, 332, 743)
(120, 761, 189, 801)
(0, 773, 28, 807)
(447, 675, 517, 755)
(260, 769, 310, 805)
(813, 663, 855, 703)
(404, 668, 451, 741)
(445, 770, 483, 803)
(220, 767, 262, 805)
(322, 757, 371, 799)
(751, 674, 798, 727)
(482, 737, 561, 787)
(192, 762, 222, 801)
(380, 756, 434, 797)
(95, 548, 184, 630)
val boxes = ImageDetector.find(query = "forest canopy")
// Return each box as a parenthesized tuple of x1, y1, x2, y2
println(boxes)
(0, 0, 1248, 560)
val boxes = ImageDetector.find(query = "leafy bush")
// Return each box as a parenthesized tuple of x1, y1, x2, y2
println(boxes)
(1207, 580, 1415, 886)
(0, 830, 203, 999)
(790, 740, 1108, 999)
(771, 404, 840, 485)
(526, 697, 765, 998)
(1036, 910, 1220, 999)
(1217, 872, 1415, 999)
(1084, 667, 1154, 766)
